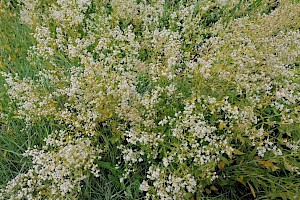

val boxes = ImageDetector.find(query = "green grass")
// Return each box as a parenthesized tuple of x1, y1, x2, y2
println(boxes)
(1, 0, 300, 199)
(0, 7, 140, 197)
(0, 2, 52, 188)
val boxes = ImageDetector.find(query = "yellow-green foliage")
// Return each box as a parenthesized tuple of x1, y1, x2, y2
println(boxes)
(0, 0, 300, 199)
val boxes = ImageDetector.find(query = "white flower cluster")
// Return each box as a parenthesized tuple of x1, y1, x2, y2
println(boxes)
(142, 167, 198, 199)
(51, 0, 91, 25)
(18, 0, 40, 26)
(1, 0, 300, 199)
(1, 131, 101, 200)
(119, 97, 234, 198)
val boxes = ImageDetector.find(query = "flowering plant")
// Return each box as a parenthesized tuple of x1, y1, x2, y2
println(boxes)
(1, 0, 300, 199)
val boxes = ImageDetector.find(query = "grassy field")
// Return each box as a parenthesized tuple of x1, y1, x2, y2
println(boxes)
(0, 0, 300, 199)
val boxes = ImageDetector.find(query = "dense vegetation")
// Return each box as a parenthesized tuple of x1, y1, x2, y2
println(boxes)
(0, 0, 300, 199)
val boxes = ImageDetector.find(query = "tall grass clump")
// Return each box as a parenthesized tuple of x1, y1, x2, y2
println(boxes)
(0, 0, 300, 199)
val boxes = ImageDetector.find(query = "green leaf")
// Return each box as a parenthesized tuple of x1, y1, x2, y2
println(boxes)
(248, 147, 257, 159)
(205, 188, 211, 194)
(221, 156, 230, 164)
(248, 182, 256, 198)
(108, 174, 120, 187)
(210, 185, 218, 191)
(98, 161, 118, 176)
(250, 179, 259, 191)
(109, 135, 119, 144)
(236, 176, 245, 186)
(126, 187, 133, 198)
(184, 192, 194, 199)
(286, 130, 292, 137)
(238, 136, 246, 145)
(233, 149, 245, 155)
(217, 179, 228, 186)
(283, 160, 293, 171)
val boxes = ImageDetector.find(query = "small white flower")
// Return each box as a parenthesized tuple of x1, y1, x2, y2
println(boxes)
(140, 180, 149, 191)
